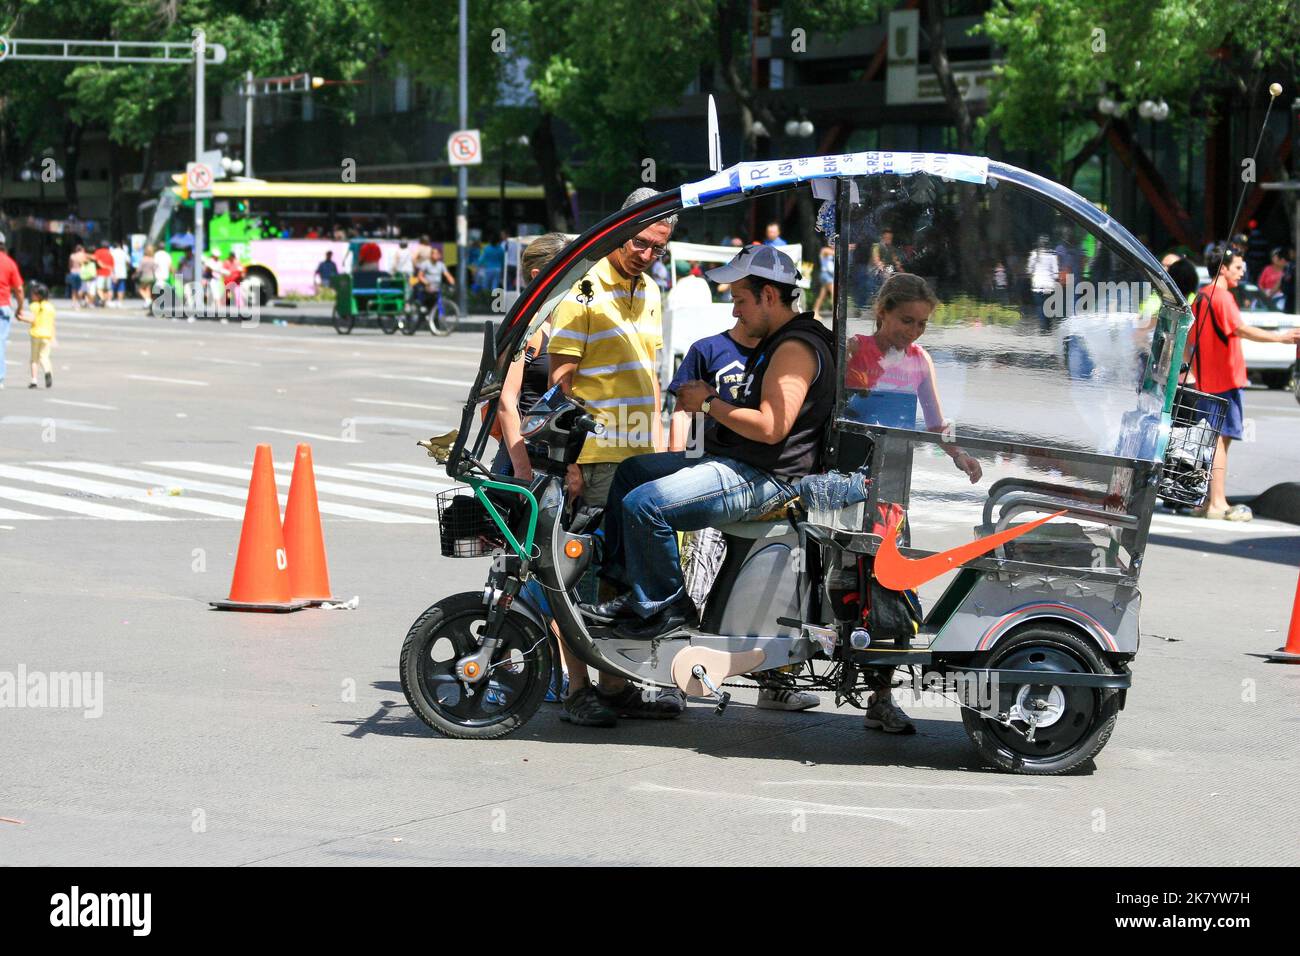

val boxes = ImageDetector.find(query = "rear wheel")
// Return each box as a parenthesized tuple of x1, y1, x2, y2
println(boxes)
(378, 310, 399, 335)
(429, 297, 460, 336)
(400, 592, 552, 739)
(1260, 369, 1290, 390)
(960, 624, 1120, 775)
(332, 302, 353, 335)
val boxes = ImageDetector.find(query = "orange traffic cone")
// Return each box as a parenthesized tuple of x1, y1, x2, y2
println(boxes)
(1264, 567, 1300, 663)
(210, 444, 308, 612)
(282, 443, 335, 605)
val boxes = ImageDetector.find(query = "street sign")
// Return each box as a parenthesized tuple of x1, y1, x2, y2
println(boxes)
(447, 129, 482, 167)
(186, 161, 215, 199)
(0, 36, 9, 62)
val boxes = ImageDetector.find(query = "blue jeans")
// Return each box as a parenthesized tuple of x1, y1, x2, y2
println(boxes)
(601, 452, 794, 619)
(0, 307, 12, 385)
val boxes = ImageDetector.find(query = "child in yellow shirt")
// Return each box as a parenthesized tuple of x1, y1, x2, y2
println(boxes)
(19, 282, 55, 388)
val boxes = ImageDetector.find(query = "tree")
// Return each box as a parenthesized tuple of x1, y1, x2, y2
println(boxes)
(980, 0, 1300, 242)
(0, 0, 381, 219)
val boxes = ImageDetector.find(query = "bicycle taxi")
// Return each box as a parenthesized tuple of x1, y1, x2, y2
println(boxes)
(331, 238, 406, 335)
(403, 151, 1220, 774)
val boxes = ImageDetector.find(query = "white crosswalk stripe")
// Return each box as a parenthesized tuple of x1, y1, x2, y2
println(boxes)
(36, 462, 430, 524)
(0, 460, 441, 523)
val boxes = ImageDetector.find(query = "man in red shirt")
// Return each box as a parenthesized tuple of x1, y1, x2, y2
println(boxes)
(92, 244, 114, 307)
(0, 230, 25, 389)
(1190, 244, 1300, 520)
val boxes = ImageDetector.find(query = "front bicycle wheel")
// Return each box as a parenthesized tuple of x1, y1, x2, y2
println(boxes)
(400, 592, 552, 739)
(332, 302, 354, 335)
(429, 297, 460, 336)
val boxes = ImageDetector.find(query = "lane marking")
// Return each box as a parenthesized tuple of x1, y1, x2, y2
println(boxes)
(45, 399, 118, 411)
(195, 356, 262, 367)
(0, 415, 112, 433)
(250, 426, 360, 444)
(375, 373, 474, 387)
(346, 461, 452, 478)
(271, 462, 453, 493)
(353, 398, 448, 411)
(0, 464, 245, 519)
(0, 485, 170, 520)
(0, 505, 48, 520)
(126, 374, 210, 386)
(148, 461, 440, 510)
(40, 462, 431, 524)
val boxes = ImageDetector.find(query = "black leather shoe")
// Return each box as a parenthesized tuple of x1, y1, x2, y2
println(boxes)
(579, 592, 634, 623)
(612, 599, 695, 641)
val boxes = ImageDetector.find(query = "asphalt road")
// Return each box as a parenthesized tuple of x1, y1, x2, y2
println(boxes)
(1, 302, 1297, 866)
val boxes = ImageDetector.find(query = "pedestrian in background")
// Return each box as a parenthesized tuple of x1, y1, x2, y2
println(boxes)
(17, 282, 55, 389)
(152, 245, 172, 297)
(92, 243, 114, 307)
(763, 221, 788, 246)
(1189, 243, 1300, 521)
(78, 253, 99, 306)
(0, 231, 25, 389)
(135, 246, 157, 307)
(67, 244, 87, 307)
(812, 243, 836, 318)
(110, 240, 129, 308)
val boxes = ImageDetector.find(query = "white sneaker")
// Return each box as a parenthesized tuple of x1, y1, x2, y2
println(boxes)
(756, 686, 820, 711)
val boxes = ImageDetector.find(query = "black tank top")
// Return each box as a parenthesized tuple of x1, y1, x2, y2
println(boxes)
(707, 313, 836, 482)
(518, 333, 549, 414)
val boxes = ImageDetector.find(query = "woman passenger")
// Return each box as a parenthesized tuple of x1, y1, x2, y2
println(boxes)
(492, 232, 571, 478)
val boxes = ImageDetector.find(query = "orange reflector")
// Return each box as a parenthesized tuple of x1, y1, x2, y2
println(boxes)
(564, 539, 584, 559)
(464, 662, 479, 677)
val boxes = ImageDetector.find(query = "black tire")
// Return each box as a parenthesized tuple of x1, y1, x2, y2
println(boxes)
(400, 591, 552, 739)
(332, 302, 353, 335)
(1260, 370, 1290, 390)
(960, 623, 1120, 775)
(429, 297, 460, 336)
(378, 311, 399, 335)
(399, 301, 420, 335)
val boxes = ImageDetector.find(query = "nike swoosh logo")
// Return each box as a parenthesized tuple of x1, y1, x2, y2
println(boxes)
(875, 509, 1068, 591)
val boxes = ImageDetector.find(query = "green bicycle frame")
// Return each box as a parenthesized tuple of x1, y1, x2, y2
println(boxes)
(463, 474, 539, 561)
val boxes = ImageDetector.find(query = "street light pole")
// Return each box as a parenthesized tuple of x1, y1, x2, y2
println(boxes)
(457, 0, 468, 318)
(194, 30, 206, 273)
(244, 68, 254, 178)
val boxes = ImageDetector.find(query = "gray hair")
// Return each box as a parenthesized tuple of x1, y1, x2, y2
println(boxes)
(622, 187, 677, 231)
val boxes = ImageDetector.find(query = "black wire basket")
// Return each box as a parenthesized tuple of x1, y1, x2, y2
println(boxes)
(1159, 385, 1228, 507)
(436, 486, 507, 558)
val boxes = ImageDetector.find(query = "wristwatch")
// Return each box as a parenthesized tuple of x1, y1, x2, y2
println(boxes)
(700, 393, 720, 415)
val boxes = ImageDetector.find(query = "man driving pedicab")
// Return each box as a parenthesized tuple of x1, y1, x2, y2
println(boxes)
(584, 245, 836, 638)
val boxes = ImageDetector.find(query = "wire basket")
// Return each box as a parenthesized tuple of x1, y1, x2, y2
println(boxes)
(436, 486, 507, 558)
(1159, 385, 1228, 507)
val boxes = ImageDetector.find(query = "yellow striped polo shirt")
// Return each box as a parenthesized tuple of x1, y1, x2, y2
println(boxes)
(547, 255, 662, 464)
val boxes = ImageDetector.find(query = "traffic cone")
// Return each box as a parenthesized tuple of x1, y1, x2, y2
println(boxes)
(1264, 567, 1300, 663)
(210, 444, 308, 613)
(282, 443, 335, 606)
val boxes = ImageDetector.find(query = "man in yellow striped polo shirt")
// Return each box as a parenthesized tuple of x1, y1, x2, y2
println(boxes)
(548, 189, 674, 507)
(547, 189, 683, 725)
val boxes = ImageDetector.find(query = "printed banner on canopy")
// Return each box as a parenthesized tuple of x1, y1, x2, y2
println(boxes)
(679, 152, 990, 208)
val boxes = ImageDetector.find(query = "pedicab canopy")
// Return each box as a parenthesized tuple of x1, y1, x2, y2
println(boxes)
(485, 152, 1191, 579)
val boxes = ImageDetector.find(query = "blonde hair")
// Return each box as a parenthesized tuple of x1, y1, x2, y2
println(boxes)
(521, 232, 569, 282)
(874, 272, 938, 324)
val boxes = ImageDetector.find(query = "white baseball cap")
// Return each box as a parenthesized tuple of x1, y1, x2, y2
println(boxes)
(706, 243, 801, 285)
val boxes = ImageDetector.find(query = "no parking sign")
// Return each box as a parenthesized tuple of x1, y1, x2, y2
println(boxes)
(447, 129, 482, 167)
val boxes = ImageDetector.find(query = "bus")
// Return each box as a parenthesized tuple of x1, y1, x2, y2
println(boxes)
(143, 179, 548, 303)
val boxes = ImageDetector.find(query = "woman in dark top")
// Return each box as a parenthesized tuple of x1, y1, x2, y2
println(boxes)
(494, 233, 570, 478)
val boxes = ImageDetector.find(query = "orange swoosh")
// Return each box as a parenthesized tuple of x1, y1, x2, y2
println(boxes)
(875, 509, 1068, 591)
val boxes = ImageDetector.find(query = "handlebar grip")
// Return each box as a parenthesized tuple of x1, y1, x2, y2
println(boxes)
(575, 414, 601, 435)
